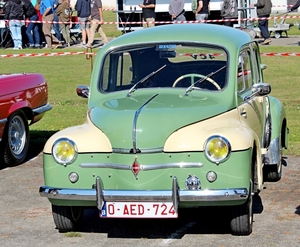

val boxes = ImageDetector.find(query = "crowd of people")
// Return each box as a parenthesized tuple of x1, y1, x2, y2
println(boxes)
(145, 0, 299, 45)
(1, 0, 300, 49)
(74, 0, 108, 48)
(0, 0, 107, 49)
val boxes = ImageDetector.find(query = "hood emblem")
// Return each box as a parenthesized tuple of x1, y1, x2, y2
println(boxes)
(131, 158, 140, 177)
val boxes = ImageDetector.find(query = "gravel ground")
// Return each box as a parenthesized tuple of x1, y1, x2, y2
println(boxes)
(0, 34, 299, 246)
(255, 35, 300, 46)
(0, 153, 299, 247)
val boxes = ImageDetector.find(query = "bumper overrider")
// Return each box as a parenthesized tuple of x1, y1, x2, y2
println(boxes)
(39, 176, 249, 213)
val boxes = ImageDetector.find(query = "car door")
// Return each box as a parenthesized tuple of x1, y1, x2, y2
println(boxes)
(237, 46, 267, 147)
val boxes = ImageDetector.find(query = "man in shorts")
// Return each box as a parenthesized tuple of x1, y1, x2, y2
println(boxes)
(139, 0, 156, 28)
(75, 0, 91, 47)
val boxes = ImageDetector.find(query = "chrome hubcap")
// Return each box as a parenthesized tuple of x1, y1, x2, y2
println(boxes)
(8, 115, 26, 156)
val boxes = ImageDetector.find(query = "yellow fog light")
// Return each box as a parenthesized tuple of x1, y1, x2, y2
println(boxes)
(52, 138, 77, 165)
(204, 135, 231, 164)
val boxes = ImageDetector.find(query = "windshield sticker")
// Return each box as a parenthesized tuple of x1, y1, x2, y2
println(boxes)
(156, 45, 177, 51)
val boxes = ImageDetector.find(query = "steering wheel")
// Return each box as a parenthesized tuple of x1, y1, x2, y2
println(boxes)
(172, 73, 221, 90)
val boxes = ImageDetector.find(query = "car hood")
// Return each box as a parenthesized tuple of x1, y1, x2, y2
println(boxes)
(89, 91, 231, 150)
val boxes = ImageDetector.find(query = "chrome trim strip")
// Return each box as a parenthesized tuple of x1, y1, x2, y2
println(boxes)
(0, 118, 7, 124)
(80, 163, 131, 169)
(32, 103, 52, 116)
(132, 94, 159, 153)
(39, 186, 248, 202)
(80, 162, 203, 170)
(39, 186, 96, 201)
(112, 147, 163, 153)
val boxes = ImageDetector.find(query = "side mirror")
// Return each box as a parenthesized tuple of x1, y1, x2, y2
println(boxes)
(260, 64, 267, 70)
(252, 83, 271, 96)
(77, 85, 89, 98)
(244, 83, 271, 101)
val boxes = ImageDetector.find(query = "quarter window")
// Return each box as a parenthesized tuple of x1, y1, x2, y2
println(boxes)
(237, 50, 253, 93)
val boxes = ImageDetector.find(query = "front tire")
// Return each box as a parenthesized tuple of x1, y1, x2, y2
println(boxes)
(1, 111, 29, 166)
(230, 181, 253, 235)
(230, 152, 256, 235)
(52, 205, 83, 232)
(264, 163, 282, 182)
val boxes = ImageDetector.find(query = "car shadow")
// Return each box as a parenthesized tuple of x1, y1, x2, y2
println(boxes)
(74, 194, 264, 237)
(78, 207, 231, 237)
(26, 130, 57, 160)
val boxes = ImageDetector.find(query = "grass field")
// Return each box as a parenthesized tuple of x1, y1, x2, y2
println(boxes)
(1, 12, 300, 155)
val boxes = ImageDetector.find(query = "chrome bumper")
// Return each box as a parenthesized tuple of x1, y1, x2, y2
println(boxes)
(39, 177, 248, 212)
(33, 103, 52, 116)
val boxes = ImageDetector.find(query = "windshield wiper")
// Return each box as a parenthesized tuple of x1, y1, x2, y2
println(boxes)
(185, 65, 226, 96)
(127, 64, 167, 97)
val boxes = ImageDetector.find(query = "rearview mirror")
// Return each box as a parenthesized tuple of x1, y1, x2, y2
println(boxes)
(159, 51, 177, 58)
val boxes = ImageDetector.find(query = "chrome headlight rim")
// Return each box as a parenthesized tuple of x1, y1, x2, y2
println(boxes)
(52, 138, 78, 165)
(204, 135, 231, 164)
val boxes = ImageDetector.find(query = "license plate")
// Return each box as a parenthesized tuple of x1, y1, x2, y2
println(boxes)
(100, 202, 178, 218)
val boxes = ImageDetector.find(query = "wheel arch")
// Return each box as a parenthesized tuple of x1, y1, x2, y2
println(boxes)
(8, 102, 34, 123)
(252, 141, 263, 193)
(268, 96, 287, 145)
(281, 118, 288, 149)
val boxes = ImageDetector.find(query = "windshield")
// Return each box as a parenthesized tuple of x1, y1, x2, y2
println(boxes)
(99, 43, 228, 93)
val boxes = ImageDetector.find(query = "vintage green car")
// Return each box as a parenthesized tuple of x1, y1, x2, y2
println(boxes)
(39, 24, 288, 235)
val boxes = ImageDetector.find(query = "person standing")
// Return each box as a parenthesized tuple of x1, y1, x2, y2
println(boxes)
(169, 0, 186, 22)
(53, 0, 63, 43)
(34, 0, 45, 46)
(87, 0, 108, 47)
(191, 0, 197, 14)
(250, 0, 272, 45)
(3, 0, 24, 49)
(75, 0, 91, 47)
(139, 0, 156, 28)
(220, 0, 238, 27)
(40, 0, 61, 48)
(22, 0, 41, 48)
(55, 0, 71, 47)
(195, 0, 210, 23)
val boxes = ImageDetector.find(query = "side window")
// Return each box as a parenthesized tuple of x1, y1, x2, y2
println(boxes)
(251, 46, 262, 84)
(101, 55, 110, 91)
(116, 53, 133, 87)
(237, 50, 253, 93)
(101, 53, 133, 92)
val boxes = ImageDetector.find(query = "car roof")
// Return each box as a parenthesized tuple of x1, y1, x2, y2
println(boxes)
(105, 24, 253, 50)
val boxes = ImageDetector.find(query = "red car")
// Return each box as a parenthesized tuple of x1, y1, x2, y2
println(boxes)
(0, 73, 52, 167)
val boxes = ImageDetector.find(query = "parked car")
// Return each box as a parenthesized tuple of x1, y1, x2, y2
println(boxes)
(39, 24, 288, 235)
(0, 73, 52, 166)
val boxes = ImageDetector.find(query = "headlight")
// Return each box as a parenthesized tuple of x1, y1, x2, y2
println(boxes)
(52, 138, 77, 165)
(204, 135, 231, 164)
